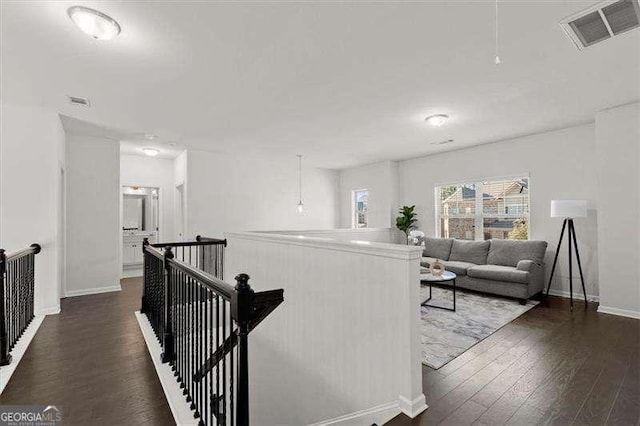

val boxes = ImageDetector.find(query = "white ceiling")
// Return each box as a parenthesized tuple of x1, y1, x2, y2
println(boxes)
(2, 1, 639, 169)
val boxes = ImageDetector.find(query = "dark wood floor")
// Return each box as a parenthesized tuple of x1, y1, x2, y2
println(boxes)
(3, 281, 638, 426)
(387, 297, 640, 426)
(0, 278, 174, 425)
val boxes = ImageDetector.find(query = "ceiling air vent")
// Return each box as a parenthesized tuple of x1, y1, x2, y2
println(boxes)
(68, 96, 91, 107)
(560, 0, 640, 49)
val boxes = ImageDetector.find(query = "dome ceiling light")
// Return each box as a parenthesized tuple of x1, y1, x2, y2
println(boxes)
(142, 148, 160, 157)
(68, 6, 121, 40)
(425, 114, 450, 127)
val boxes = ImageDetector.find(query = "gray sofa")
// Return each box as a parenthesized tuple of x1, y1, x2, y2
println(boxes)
(421, 238, 548, 303)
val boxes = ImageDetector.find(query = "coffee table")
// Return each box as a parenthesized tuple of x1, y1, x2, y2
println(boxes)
(420, 270, 456, 312)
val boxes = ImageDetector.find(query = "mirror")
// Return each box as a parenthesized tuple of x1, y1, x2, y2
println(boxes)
(122, 186, 159, 234)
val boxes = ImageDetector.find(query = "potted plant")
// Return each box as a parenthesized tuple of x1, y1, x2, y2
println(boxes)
(396, 205, 417, 242)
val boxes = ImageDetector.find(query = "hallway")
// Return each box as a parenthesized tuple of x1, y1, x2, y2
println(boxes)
(0, 278, 174, 425)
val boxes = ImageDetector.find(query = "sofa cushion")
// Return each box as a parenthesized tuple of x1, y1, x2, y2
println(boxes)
(423, 237, 453, 261)
(487, 240, 548, 267)
(449, 240, 490, 265)
(444, 261, 476, 276)
(467, 264, 530, 284)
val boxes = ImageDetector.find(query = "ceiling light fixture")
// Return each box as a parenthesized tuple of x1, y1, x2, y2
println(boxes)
(297, 154, 304, 213)
(142, 148, 160, 157)
(67, 6, 121, 40)
(425, 114, 450, 127)
(145, 134, 158, 140)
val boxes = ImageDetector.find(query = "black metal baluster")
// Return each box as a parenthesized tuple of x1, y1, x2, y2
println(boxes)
(222, 298, 227, 423)
(216, 293, 220, 424)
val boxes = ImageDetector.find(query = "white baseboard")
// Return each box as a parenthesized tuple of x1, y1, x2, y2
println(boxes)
(64, 285, 122, 298)
(121, 268, 143, 279)
(399, 394, 428, 418)
(35, 306, 61, 316)
(0, 315, 45, 394)
(547, 289, 599, 302)
(310, 401, 401, 426)
(135, 311, 198, 426)
(597, 305, 640, 319)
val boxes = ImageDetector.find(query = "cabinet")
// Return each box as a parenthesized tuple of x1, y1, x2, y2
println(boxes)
(123, 233, 156, 266)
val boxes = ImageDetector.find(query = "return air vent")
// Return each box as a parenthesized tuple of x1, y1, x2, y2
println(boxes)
(68, 96, 91, 107)
(560, 0, 640, 49)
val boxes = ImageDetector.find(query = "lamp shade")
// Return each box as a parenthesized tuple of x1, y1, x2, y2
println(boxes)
(551, 200, 587, 218)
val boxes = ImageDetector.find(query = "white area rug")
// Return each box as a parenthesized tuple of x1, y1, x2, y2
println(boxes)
(420, 285, 538, 369)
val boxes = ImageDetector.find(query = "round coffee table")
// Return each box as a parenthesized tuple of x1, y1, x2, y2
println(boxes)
(420, 270, 457, 312)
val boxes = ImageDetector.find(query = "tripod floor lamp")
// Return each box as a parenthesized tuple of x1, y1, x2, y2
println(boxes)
(546, 200, 588, 310)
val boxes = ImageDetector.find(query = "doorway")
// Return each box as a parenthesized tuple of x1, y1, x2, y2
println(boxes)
(121, 185, 159, 277)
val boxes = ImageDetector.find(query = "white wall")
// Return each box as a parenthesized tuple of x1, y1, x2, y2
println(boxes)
(225, 231, 425, 425)
(398, 124, 599, 298)
(595, 102, 640, 318)
(339, 160, 399, 228)
(186, 150, 339, 238)
(0, 102, 64, 314)
(120, 154, 176, 242)
(66, 133, 120, 296)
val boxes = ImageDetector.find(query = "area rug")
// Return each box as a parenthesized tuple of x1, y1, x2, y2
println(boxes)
(420, 285, 538, 369)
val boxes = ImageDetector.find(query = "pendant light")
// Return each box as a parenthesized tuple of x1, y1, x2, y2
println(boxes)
(297, 155, 304, 213)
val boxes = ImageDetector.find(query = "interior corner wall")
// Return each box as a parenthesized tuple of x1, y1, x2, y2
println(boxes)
(338, 160, 399, 229)
(0, 102, 64, 315)
(66, 133, 120, 296)
(184, 150, 339, 238)
(398, 124, 600, 298)
(120, 155, 176, 242)
(595, 102, 640, 318)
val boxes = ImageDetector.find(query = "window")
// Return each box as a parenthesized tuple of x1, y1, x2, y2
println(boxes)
(436, 177, 530, 240)
(352, 189, 368, 228)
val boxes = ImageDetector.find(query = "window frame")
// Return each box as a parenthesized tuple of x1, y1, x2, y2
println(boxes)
(434, 174, 531, 241)
(351, 188, 369, 229)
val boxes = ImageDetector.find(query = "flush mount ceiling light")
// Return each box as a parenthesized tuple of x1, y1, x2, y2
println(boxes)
(142, 148, 160, 157)
(425, 114, 450, 127)
(67, 6, 121, 40)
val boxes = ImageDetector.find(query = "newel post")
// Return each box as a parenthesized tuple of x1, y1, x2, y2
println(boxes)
(233, 273, 254, 426)
(161, 246, 176, 363)
(140, 238, 150, 314)
(0, 249, 11, 366)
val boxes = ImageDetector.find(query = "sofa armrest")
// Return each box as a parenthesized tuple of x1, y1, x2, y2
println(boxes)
(516, 260, 539, 272)
(517, 260, 545, 296)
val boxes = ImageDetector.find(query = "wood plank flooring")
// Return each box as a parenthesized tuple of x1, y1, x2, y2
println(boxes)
(2, 278, 638, 426)
(386, 297, 640, 426)
(0, 278, 174, 426)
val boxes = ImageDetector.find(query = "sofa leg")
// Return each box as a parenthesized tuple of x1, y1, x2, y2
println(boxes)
(519, 299, 527, 305)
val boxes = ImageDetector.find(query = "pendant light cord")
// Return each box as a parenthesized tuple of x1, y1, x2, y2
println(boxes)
(494, 0, 501, 64)
(297, 154, 303, 202)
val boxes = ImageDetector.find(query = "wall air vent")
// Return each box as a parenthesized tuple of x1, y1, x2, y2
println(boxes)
(560, 0, 640, 49)
(68, 96, 91, 107)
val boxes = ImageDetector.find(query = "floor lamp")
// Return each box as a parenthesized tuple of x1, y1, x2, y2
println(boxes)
(546, 200, 588, 310)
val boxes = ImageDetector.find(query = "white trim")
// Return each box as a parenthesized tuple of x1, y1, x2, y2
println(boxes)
(121, 268, 143, 279)
(597, 305, 640, 319)
(547, 289, 599, 302)
(309, 401, 401, 426)
(35, 306, 61, 316)
(225, 231, 423, 260)
(398, 394, 428, 418)
(0, 315, 45, 394)
(64, 284, 122, 298)
(135, 312, 198, 425)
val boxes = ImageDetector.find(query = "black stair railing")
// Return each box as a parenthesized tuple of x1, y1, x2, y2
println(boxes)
(141, 238, 283, 426)
(0, 243, 41, 366)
